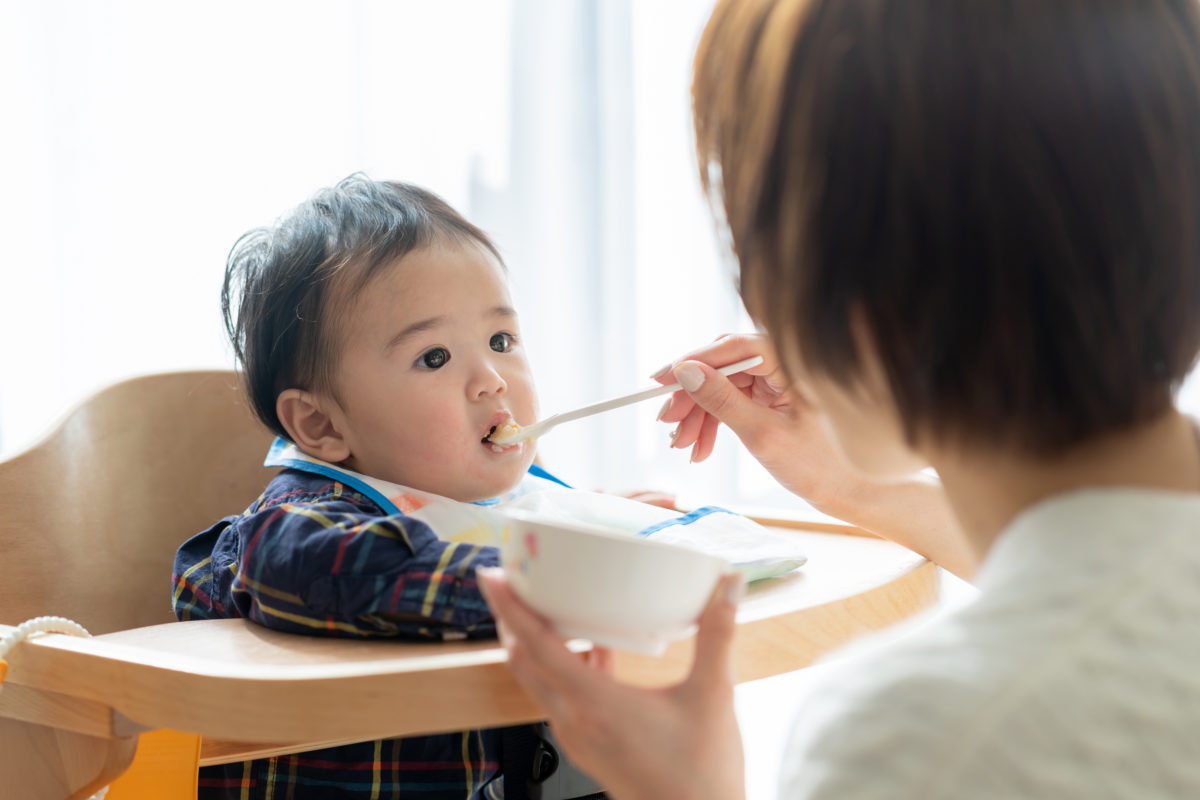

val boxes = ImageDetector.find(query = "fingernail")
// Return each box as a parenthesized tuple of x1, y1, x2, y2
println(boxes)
(674, 363, 705, 392)
(497, 620, 514, 650)
(724, 574, 745, 606)
(477, 566, 500, 598)
(669, 427, 680, 445)
(650, 362, 674, 380)
(656, 398, 672, 421)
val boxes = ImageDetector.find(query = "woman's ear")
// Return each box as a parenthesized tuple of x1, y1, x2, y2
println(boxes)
(276, 388, 351, 463)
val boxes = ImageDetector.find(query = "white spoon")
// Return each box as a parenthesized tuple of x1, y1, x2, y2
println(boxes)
(489, 355, 765, 444)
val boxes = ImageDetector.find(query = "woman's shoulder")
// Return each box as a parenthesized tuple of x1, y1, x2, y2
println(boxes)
(779, 541, 1200, 798)
(774, 622, 984, 798)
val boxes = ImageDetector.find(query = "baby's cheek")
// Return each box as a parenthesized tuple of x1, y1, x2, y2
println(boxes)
(518, 385, 539, 422)
(413, 405, 465, 435)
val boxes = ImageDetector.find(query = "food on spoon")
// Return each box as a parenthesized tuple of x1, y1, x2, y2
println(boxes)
(484, 419, 523, 445)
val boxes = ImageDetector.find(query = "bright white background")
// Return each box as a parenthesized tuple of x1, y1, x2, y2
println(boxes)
(0, 0, 819, 514)
(0, 4, 1196, 796)
(6, 0, 1200, 503)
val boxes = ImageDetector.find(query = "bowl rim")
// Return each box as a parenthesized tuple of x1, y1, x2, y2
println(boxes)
(499, 507, 730, 565)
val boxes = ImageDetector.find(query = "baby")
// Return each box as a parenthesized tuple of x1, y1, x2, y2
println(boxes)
(172, 174, 801, 799)
(173, 175, 548, 800)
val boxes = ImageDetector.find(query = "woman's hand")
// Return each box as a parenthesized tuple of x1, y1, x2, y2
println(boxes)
(654, 333, 855, 512)
(611, 488, 678, 510)
(654, 334, 975, 579)
(478, 568, 747, 800)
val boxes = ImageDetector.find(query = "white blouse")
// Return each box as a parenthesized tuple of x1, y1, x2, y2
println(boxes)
(779, 488, 1200, 798)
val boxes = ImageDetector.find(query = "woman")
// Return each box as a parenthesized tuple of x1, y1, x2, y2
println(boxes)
(480, 0, 1200, 796)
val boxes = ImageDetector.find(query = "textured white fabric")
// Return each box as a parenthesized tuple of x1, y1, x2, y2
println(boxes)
(778, 488, 1200, 799)
(266, 438, 806, 580)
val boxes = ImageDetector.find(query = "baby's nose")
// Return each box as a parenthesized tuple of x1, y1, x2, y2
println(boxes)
(470, 363, 508, 398)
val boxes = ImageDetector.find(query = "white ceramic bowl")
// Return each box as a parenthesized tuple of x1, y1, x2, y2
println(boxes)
(500, 508, 730, 655)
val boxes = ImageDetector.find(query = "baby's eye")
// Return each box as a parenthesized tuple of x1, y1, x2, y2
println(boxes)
(490, 333, 515, 353)
(417, 347, 450, 369)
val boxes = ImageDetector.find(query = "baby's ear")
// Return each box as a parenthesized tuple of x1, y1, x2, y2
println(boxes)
(276, 389, 351, 463)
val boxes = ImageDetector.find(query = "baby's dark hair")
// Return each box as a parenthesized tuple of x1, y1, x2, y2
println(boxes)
(222, 173, 502, 438)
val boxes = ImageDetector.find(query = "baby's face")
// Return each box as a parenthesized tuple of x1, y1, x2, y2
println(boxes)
(328, 242, 538, 501)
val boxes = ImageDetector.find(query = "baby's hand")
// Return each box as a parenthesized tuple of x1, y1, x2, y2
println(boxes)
(609, 489, 678, 509)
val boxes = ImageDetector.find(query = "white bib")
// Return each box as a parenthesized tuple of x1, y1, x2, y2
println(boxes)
(266, 438, 805, 581)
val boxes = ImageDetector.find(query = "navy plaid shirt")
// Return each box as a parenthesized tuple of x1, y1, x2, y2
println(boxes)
(173, 468, 510, 799)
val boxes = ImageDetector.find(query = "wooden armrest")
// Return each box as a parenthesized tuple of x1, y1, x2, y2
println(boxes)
(673, 501, 881, 538)
(1, 524, 936, 763)
(1, 618, 552, 744)
(745, 512, 880, 538)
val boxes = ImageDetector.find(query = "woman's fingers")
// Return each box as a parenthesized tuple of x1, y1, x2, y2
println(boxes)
(682, 572, 743, 699)
(690, 412, 721, 462)
(658, 389, 698, 424)
(654, 333, 770, 381)
(477, 569, 596, 710)
(480, 567, 749, 800)
(653, 334, 772, 401)
(666, 363, 789, 458)
(586, 645, 616, 673)
(670, 401, 709, 451)
(617, 489, 679, 509)
(672, 571, 748, 798)
(671, 361, 773, 443)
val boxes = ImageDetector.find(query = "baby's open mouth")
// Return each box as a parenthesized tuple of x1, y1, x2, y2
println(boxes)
(482, 419, 523, 445)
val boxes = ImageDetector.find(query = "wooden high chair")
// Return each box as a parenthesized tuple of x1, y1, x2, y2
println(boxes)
(0, 370, 940, 799)
(0, 370, 277, 797)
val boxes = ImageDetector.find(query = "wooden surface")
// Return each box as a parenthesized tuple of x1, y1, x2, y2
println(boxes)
(0, 370, 277, 636)
(0, 370, 278, 795)
(0, 716, 137, 800)
(616, 526, 938, 686)
(2, 526, 936, 764)
(0, 369, 938, 781)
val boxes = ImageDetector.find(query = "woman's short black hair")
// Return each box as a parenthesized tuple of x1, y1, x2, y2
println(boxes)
(694, 0, 1200, 455)
(222, 173, 502, 438)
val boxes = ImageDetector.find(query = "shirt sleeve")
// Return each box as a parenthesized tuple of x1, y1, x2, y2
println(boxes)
(172, 515, 238, 621)
(226, 491, 501, 641)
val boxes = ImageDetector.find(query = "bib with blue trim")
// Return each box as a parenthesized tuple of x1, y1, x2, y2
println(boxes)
(266, 438, 806, 582)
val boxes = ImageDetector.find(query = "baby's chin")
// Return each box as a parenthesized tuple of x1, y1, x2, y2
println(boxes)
(448, 462, 532, 503)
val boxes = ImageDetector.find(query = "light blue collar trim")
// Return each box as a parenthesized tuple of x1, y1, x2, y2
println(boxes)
(263, 436, 571, 515)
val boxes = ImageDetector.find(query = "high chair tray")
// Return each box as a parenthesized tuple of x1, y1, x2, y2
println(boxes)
(0, 524, 936, 753)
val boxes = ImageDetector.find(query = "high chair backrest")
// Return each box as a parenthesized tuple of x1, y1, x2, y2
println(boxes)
(0, 371, 276, 634)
